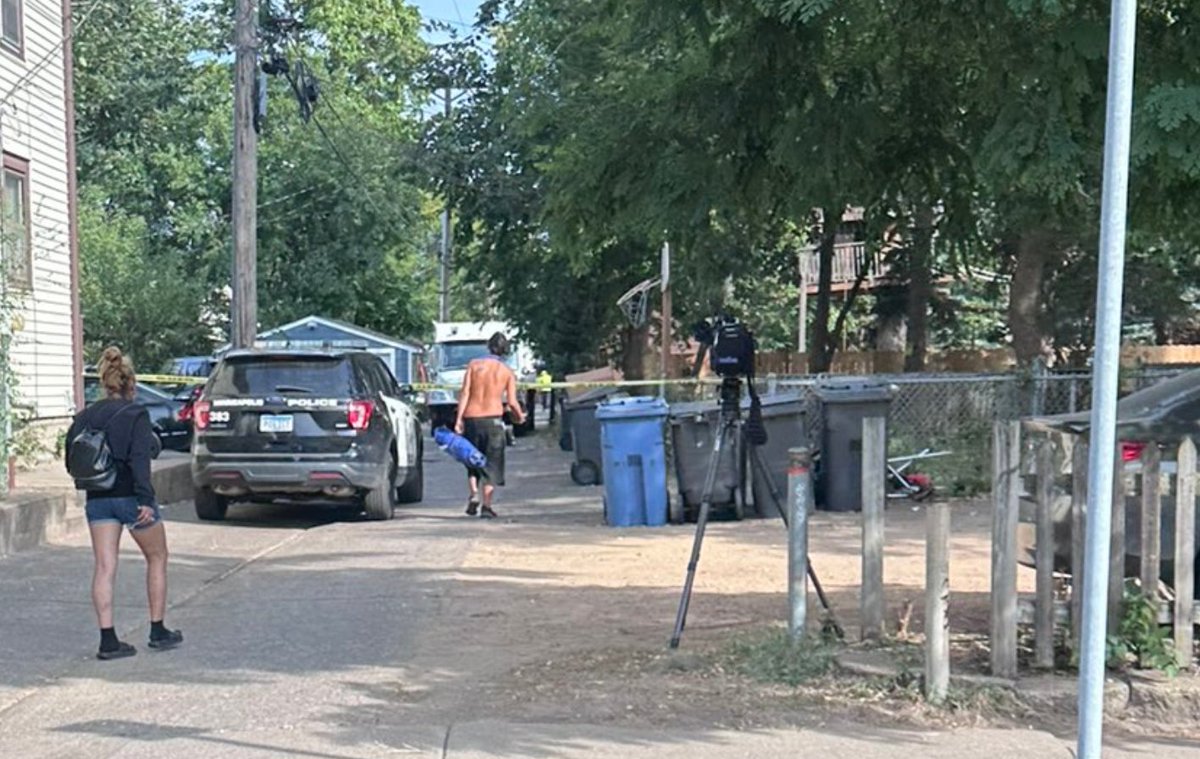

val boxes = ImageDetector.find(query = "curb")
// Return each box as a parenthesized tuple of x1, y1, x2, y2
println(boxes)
(0, 460, 194, 558)
(0, 490, 80, 557)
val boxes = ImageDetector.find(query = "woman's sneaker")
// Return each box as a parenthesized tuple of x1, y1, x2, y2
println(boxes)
(148, 628, 184, 650)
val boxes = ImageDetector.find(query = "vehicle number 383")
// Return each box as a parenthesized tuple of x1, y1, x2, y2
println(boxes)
(210, 411, 231, 424)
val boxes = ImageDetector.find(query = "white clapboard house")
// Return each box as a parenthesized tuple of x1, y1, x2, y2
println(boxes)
(0, 0, 80, 422)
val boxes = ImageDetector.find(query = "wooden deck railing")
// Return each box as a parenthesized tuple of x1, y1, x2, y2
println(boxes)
(799, 242, 891, 288)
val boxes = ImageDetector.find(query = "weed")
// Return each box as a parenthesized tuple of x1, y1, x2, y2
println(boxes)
(1107, 587, 1179, 677)
(726, 629, 836, 686)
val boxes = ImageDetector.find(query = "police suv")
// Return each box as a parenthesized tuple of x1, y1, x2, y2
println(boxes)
(190, 349, 424, 521)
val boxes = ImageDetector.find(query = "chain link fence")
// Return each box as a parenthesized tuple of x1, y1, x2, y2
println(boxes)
(747, 365, 1195, 496)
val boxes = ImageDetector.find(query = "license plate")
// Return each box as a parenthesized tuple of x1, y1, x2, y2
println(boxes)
(259, 414, 294, 434)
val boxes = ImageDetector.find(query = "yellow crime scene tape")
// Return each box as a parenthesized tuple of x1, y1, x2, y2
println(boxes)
(84, 372, 208, 386)
(91, 374, 703, 392)
(414, 378, 710, 392)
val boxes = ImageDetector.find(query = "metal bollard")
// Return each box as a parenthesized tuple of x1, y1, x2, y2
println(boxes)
(788, 447, 812, 643)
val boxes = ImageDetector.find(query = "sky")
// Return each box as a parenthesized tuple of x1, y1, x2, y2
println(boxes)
(410, 0, 482, 44)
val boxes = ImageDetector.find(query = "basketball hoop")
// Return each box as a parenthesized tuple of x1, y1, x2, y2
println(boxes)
(617, 277, 661, 328)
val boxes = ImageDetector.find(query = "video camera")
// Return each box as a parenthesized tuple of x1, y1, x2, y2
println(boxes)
(694, 313, 757, 379)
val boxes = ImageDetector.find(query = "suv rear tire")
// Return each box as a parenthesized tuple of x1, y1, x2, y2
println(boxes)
(364, 462, 397, 520)
(397, 455, 424, 503)
(195, 487, 229, 521)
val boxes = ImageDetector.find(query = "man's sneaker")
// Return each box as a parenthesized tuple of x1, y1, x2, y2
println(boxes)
(148, 628, 183, 650)
(97, 642, 137, 661)
(466, 500, 480, 516)
(480, 505, 498, 519)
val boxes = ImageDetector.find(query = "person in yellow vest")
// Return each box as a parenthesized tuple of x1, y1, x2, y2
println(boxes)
(536, 368, 553, 412)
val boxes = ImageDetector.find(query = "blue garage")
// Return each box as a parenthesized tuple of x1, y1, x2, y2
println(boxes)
(253, 316, 424, 384)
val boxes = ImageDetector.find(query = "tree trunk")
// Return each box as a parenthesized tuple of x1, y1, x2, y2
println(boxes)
(1008, 231, 1055, 368)
(875, 309, 907, 352)
(904, 206, 935, 373)
(808, 217, 837, 373)
(620, 324, 651, 380)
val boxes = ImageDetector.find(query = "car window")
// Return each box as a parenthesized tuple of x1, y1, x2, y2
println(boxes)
(83, 379, 101, 404)
(136, 383, 172, 402)
(352, 355, 379, 396)
(209, 356, 357, 396)
(371, 357, 397, 395)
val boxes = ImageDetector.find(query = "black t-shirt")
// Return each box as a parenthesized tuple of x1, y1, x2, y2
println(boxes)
(65, 399, 156, 504)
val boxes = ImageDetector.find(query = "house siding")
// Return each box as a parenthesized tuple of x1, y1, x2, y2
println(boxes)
(0, 0, 75, 420)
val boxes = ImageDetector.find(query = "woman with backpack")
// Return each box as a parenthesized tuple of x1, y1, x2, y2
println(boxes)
(66, 347, 182, 660)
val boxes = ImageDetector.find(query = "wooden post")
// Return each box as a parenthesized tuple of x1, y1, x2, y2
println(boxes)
(925, 501, 951, 703)
(861, 415, 887, 640)
(1139, 444, 1162, 597)
(1175, 438, 1196, 669)
(1071, 436, 1089, 655)
(1035, 439, 1056, 669)
(991, 421, 1020, 678)
(1109, 443, 1127, 634)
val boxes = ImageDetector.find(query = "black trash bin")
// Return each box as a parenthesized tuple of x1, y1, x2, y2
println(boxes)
(743, 394, 808, 519)
(815, 381, 893, 512)
(563, 387, 627, 485)
(668, 400, 742, 522)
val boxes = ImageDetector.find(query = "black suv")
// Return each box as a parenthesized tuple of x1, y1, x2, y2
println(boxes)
(190, 350, 424, 521)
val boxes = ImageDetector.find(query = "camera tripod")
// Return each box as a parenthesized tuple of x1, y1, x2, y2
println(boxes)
(669, 376, 843, 649)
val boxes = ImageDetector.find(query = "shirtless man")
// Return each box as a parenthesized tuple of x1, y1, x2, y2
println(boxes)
(454, 332, 526, 518)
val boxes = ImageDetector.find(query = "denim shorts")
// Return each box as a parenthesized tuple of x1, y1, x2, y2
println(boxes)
(85, 496, 161, 531)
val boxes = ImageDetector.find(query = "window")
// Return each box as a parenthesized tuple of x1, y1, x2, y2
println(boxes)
(1, 0, 21, 56)
(2, 154, 30, 290)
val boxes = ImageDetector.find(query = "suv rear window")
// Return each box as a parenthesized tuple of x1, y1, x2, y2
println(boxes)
(209, 356, 357, 397)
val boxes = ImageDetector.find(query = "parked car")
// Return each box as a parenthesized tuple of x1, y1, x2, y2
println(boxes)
(1020, 368, 1200, 596)
(190, 349, 424, 521)
(167, 355, 218, 379)
(82, 375, 192, 453)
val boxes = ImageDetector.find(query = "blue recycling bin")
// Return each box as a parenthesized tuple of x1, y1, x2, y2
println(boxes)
(596, 397, 669, 527)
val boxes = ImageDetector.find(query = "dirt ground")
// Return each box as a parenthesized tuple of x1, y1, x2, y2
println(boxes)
(406, 437, 1171, 737)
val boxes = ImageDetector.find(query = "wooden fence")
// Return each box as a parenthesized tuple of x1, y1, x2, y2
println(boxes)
(992, 423, 1197, 674)
(829, 417, 1196, 704)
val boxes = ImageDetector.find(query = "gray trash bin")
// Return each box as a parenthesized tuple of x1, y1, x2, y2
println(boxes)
(744, 394, 807, 519)
(563, 387, 627, 485)
(815, 381, 893, 512)
(668, 400, 742, 521)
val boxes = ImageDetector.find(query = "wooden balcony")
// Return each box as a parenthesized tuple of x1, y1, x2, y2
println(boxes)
(799, 242, 895, 294)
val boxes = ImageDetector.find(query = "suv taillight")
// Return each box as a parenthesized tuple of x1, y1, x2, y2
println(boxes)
(1121, 441, 1146, 462)
(348, 400, 374, 430)
(194, 400, 212, 430)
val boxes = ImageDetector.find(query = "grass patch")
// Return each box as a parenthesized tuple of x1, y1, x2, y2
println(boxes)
(725, 629, 837, 686)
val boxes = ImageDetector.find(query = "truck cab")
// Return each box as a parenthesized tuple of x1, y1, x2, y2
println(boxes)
(426, 321, 536, 437)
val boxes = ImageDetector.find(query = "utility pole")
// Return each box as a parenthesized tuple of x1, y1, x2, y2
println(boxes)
(231, 0, 258, 349)
(660, 242, 672, 388)
(439, 85, 453, 322)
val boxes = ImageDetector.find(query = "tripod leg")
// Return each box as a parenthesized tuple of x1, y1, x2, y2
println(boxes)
(746, 445, 846, 640)
(669, 418, 736, 649)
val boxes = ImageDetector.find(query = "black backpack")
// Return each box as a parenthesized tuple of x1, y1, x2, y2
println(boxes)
(67, 404, 133, 491)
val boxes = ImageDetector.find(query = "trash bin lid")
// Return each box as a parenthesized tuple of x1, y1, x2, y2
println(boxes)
(667, 399, 719, 422)
(564, 386, 627, 410)
(596, 396, 669, 420)
(740, 392, 807, 415)
(815, 380, 895, 403)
